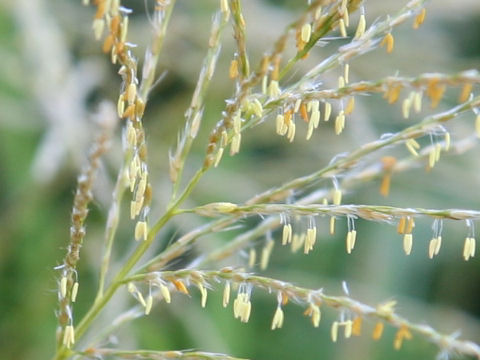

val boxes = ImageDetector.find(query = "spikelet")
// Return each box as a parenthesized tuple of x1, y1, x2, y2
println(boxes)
(346, 230, 357, 254)
(93, 19, 105, 40)
(301, 23, 312, 43)
(434, 236, 442, 256)
(160, 283, 171, 303)
(405, 138, 420, 157)
(459, 83, 472, 103)
(145, 295, 153, 315)
(394, 325, 413, 350)
(304, 304, 321, 327)
(345, 97, 355, 115)
(306, 120, 314, 140)
(385, 84, 402, 104)
(60, 276, 68, 298)
(294, 99, 302, 113)
(276, 114, 286, 135)
(310, 109, 320, 129)
(428, 237, 438, 259)
(372, 321, 384, 340)
(62, 325, 75, 348)
(397, 216, 406, 234)
(352, 317, 363, 336)
(344, 64, 350, 84)
(344, 320, 353, 338)
(354, 14, 366, 39)
(198, 282, 208, 308)
(335, 111, 345, 135)
(426, 79, 446, 108)
(233, 291, 251, 323)
(304, 226, 317, 254)
(282, 224, 292, 245)
(229, 59, 239, 79)
(134, 221, 148, 241)
(173, 279, 189, 295)
(71, 282, 79, 302)
(223, 282, 231, 308)
(230, 133, 241, 155)
(286, 121, 296, 143)
(380, 33, 394, 53)
(271, 306, 284, 330)
(330, 216, 336, 235)
(300, 103, 309, 122)
(333, 189, 342, 205)
(413, 91, 423, 113)
(402, 97, 412, 119)
(339, 19, 347, 37)
(403, 233, 413, 255)
(463, 237, 476, 261)
(268, 80, 281, 98)
(331, 321, 339, 342)
(413, 8, 426, 29)
(127, 83, 137, 105)
(324, 102, 332, 121)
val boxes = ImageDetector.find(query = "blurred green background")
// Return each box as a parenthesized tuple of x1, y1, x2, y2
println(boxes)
(0, 0, 480, 359)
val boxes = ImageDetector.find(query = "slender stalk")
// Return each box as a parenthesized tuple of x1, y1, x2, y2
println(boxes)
(230, 0, 250, 79)
(139, 0, 176, 101)
(288, 71, 480, 103)
(171, 10, 229, 199)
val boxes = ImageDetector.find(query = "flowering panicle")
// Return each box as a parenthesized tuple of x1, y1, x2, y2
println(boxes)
(51, 1, 480, 359)
(57, 103, 116, 348)
(115, 260, 480, 358)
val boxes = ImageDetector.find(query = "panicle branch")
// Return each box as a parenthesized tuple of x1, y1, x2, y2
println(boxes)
(124, 268, 480, 359)
(53, 0, 480, 359)
(57, 103, 117, 348)
(82, 348, 247, 360)
(193, 203, 480, 222)
(141, 133, 478, 271)
(170, 9, 229, 197)
(247, 94, 480, 205)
